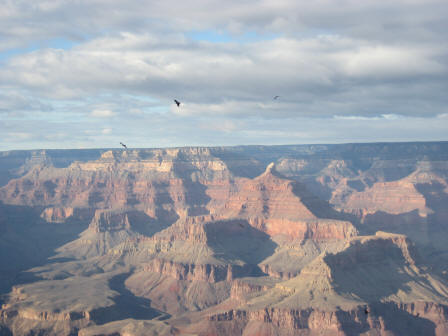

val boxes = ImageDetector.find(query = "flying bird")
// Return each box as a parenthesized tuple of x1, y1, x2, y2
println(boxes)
(174, 99, 181, 107)
(120, 142, 127, 149)
(273, 96, 280, 100)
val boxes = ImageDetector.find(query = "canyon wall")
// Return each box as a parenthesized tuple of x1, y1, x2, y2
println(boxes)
(1, 142, 448, 335)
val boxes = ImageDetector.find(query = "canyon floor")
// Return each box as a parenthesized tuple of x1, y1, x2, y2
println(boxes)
(1, 142, 448, 335)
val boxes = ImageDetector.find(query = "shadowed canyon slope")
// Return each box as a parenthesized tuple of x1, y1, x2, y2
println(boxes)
(1, 142, 448, 335)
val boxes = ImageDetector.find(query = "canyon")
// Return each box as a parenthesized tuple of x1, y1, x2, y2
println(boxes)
(0, 142, 448, 335)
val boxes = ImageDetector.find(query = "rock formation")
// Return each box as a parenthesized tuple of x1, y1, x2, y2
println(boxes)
(1, 142, 448, 335)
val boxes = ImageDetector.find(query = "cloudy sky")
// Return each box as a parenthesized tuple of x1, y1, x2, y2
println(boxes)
(1, 0, 447, 150)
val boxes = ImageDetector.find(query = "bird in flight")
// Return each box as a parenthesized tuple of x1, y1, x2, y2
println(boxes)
(120, 142, 127, 149)
(174, 99, 181, 107)
(273, 96, 280, 100)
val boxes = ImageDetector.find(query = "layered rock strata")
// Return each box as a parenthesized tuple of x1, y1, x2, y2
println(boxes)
(1, 143, 448, 336)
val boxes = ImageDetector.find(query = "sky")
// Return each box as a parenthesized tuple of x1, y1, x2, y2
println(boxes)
(0, 0, 447, 150)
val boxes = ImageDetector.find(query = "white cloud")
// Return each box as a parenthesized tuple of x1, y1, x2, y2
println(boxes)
(1, 0, 446, 46)
(90, 109, 115, 118)
(334, 114, 402, 121)
(334, 115, 381, 121)
(44, 132, 67, 140)
(199, 119, 239, 132)
(8, 132, 33, 140)
(0, 90, 52, 113)
(128, 108, 144, 115)
(1, 0, 448, 149)
(381, 114, 401, 120)
(2, 33, 446, 118)
(338, 46, 445, 78)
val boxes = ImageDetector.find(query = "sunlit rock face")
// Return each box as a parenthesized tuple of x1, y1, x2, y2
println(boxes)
(1, 142, 448, 335)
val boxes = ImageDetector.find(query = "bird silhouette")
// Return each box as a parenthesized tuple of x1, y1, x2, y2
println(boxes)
(174, 99, 181, 107)
(120, 142, 127, 149)
(273, 96, 280, 100)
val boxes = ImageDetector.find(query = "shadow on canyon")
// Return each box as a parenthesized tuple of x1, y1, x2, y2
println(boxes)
(291, 181, 362, 231)
(90, 272, 169, 325)
(328, 240, 439, 336)
(416, 182, 448, 238)
(205, 219, 277, 277)
(0, 203, 89, 302)
(127, 210, 174, 238)
(0, 325, 13, 336)
(361, 209, 429, 242)
(336, 303, 436, 336)
(326, 241, 418, 301)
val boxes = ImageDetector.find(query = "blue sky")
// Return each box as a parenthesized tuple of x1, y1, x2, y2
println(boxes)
(1, 0, 447, 150)
(0, 38, 76, 63)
